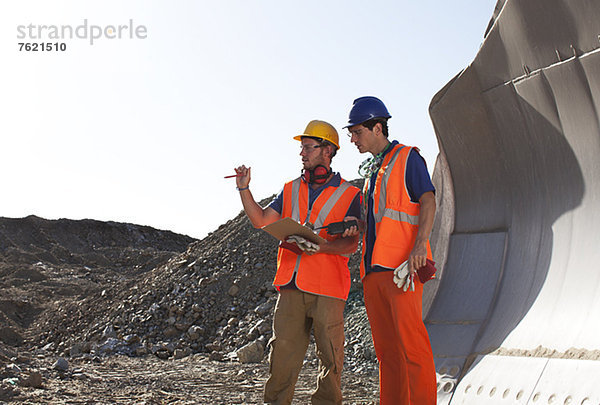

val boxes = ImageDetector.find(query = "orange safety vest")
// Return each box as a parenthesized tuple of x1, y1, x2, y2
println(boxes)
(360, 144, 432, 279)
(274, 176, 360, 300)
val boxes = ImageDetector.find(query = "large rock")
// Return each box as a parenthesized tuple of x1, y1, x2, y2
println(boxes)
(53, 357, 69, 371)
(163, 327, 179, 338)
(236, 340, 264, 364)
(254, 301, 274, 316)
(256, 319, 270, 335)
(173, 347, 192, 359)
(187, 325, 204, 341)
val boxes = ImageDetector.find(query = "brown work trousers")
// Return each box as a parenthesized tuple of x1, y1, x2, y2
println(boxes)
(264, 289, 346, 405)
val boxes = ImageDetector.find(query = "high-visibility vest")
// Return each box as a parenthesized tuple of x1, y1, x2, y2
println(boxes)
(360, 144, 432, 279)
(274, 177, 360, 300)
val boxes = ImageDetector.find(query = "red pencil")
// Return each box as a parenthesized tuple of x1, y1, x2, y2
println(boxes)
(224, 174, 243, 178)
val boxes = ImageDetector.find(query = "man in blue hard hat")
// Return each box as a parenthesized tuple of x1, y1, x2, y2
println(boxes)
(343, 96, 437, 404)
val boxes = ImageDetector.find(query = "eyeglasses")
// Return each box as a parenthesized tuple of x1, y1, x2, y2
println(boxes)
(300, 144, 322, 152)
(347, 128, 365, 138)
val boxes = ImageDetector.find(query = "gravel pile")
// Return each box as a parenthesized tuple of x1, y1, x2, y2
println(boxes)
(1, 182, 377, 386)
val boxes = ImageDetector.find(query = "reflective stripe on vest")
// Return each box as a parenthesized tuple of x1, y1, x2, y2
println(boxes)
(372, 146, 419, 227)
(290, 178, 302, 222)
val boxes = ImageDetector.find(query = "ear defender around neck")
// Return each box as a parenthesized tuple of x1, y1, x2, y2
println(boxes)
(302, 165, 332, 184)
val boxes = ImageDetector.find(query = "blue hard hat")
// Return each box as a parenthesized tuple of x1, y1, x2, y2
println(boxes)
(344, 96, 391, 128)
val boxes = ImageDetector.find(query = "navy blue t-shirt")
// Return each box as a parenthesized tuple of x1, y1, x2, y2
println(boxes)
(364, 141, 435, 275)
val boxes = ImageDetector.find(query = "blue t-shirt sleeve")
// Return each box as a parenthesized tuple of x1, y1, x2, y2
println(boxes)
(267, 188, 284, 214)
(345, 192, 362, 219)
(406, 149, 435, 202)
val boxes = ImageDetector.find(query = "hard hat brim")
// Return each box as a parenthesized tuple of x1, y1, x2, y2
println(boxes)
(344, 114, 392, 129)
(294, 134, 340, 149)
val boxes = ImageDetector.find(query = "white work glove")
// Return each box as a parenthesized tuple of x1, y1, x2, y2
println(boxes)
(393, 261, 414, 292)
(285, 235, 320, 254)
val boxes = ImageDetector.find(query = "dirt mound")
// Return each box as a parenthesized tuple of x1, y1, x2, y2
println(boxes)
(0, 215, 195, 268)
(0, 215, 195, 347)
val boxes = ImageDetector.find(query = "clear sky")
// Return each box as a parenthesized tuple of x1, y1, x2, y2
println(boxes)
(1, 0, 497, 239)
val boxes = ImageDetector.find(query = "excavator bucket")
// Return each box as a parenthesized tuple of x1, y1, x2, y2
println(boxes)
(427, 0, 600, 403)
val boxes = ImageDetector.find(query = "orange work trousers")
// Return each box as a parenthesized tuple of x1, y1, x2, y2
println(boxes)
(363, 271, 436, 405)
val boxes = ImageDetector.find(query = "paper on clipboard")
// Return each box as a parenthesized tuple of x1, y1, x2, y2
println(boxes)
(261, 218, 326, 245)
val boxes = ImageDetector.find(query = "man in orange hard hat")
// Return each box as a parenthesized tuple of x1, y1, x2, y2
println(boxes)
(234, 120, 361, 405)
(344, 96, 437, 404)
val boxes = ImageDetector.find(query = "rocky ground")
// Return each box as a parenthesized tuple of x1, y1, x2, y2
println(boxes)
(0, 352, 378, 404)
(0, 192, 381, 404)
